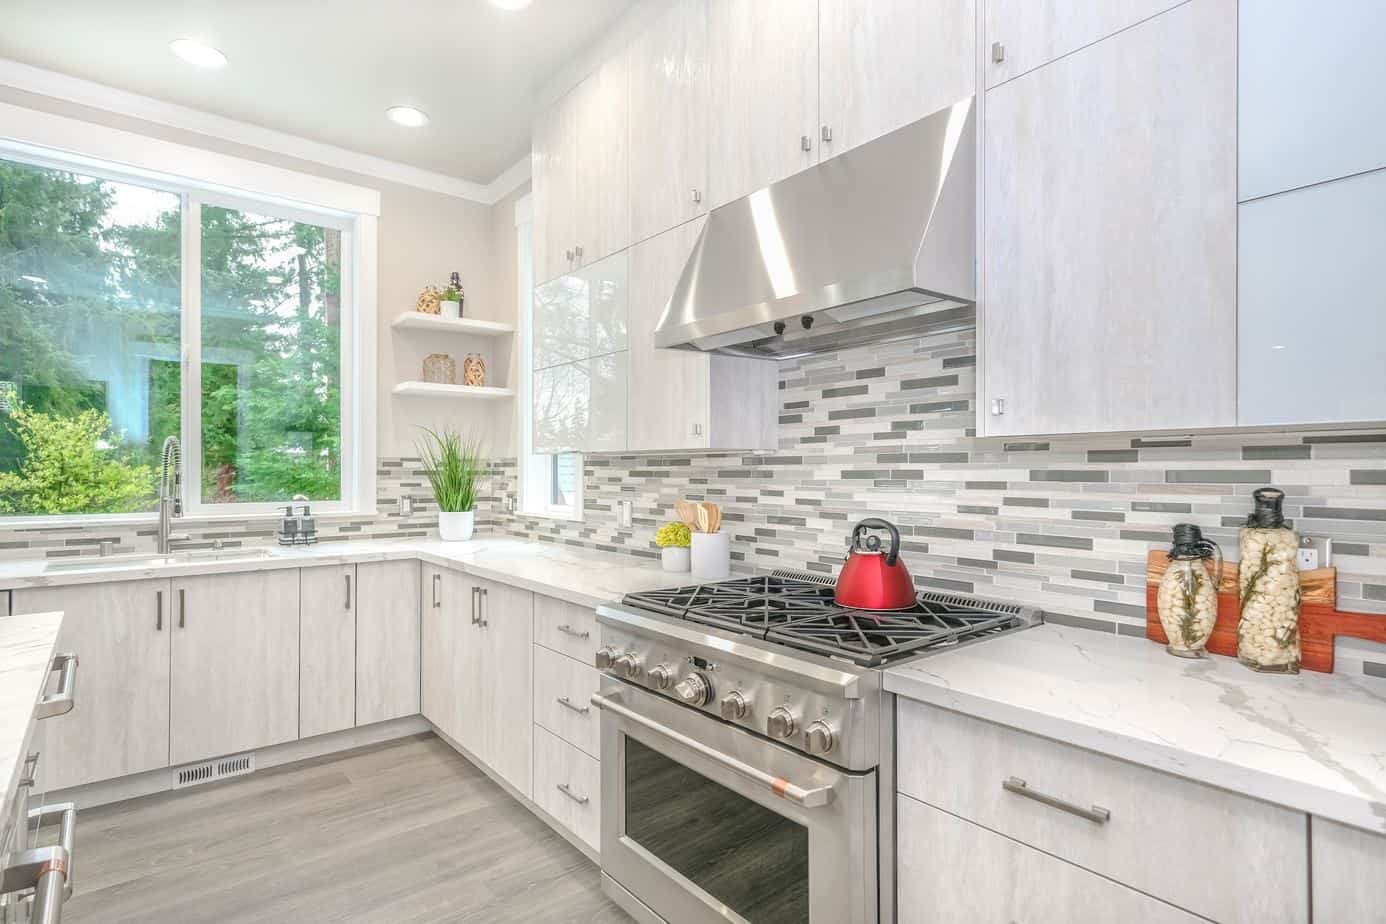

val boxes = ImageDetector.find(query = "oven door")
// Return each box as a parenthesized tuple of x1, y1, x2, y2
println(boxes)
(594, 679, 877, 924)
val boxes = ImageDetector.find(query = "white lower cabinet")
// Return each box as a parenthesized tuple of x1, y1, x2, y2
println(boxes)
(354, 560, 420, 724)
(533, 594, 599, 664)
(898, 796, 1199, 923)
(533, 642, 600, 758)
(299, 564, 356, 739)
(1311, 817, 1386, 921)
(478, 577, 534, 799)
(533, 725, 601, 852)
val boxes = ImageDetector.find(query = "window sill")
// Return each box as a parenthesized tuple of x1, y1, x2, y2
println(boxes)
(514, 508, 584, 525)
(0, 509, 380, 530)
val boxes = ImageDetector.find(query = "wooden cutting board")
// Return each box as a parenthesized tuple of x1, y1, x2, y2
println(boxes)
(1144, 550, 1386, 672)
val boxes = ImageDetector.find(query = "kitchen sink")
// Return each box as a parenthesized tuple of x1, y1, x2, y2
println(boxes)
(44, 547, 274, 573)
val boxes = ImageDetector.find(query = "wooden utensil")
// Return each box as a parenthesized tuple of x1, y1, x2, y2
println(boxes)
(674, 500, 699, 529)
(702, 502, 722, 534)
(697, 504, 711, 534)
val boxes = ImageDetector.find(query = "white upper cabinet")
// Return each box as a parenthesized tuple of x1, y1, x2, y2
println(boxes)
(1240, 2, 1386, 200)
(707, 0, 818, 208)
(534, 351, 630, 455)
(533, 250, 629, 371)
(629, 0, 709, 244)
(984, 0, 1187, 88)
(532, 93, 577, 285)
(818, 0, 976, 159)
(981, 0, 1236, 436)
(573, 51, 631, 266)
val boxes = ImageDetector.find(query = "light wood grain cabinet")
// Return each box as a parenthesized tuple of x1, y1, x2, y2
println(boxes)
(420, 565, 477, 749)
(628, 0, 709, 244)
(299, 565, 356, 739)
(573, 51, 631, 266)
(818, 0, 976, 159)
(354, 559, 420, 725)
(533, 725, 601, 852)
(169, 570, 300, 765)
(533, 643, 600, 758)
(980, 0, 1237, 436)
(13, 580, 171, 791)
(532, 92, 578, 285)
(476, 576, 533, 798)
(1311, 817, 1386, 921)
(707, 0, 818, 208)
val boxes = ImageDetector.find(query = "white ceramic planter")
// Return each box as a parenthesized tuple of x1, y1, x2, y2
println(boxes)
(440, 299, 461, 319)
(690, 531, 730, 580)
(438, 510, 474, 541)
(661, 546, 691, 573)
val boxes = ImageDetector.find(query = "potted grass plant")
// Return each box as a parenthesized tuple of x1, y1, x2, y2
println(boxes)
(418, 428, 483, 541)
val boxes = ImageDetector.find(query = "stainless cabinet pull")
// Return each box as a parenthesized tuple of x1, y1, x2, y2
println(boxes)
(555, 623, 590, 640)
(591, 691, 835, 808)
(432, 572, 441, 608)
(565, 248, 574, 262)
(344, 573, 352, 610)
(821, 124, 832, 143)
(19, 752, 39, 788)
(471, 586, 480, 625)
(691, 188, 702, 204)
(480, 587, 489, 627)
(556, 782, 589, 806)
(991, 397, 1005, 416)
(556, 696, 590, 715)
(574, 245, 583, 261)
(35, 654, 78, 720)
(800, 134, 812, 152)
(156, 589, 163, 631)
(992, 41, 1005, 63)
(1002, 776, 1110, 824)
(179, 587, 186, 627)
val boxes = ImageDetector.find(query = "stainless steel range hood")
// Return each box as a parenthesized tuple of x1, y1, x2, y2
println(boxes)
(655, 98, 976, 360)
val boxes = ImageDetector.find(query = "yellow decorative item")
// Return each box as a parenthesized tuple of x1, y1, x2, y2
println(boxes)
(462, 353, 486, 387)
(416, 285, 442, 315)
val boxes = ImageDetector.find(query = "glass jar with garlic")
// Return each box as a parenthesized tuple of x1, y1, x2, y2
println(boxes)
(1236, 488, 1301, 673)
(1157, 524, 1222, 658)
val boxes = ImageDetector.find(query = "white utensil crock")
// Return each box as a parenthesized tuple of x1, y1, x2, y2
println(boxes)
(690, 531, 730, 580)
(438, 510, 474, 541)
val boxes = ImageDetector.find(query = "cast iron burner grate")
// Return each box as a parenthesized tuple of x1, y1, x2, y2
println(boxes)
(622, 576, 1027, 667)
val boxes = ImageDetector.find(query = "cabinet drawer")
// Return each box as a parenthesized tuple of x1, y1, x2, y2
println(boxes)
(534, 595, 599, 663)
(897, 700, 1308, 923)
(533, 725, 601, 851)
(898, 795, 1200, 923)
(533, 645, 600, 758)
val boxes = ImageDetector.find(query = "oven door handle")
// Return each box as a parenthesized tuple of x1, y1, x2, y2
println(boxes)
(590, 691, 835, 808)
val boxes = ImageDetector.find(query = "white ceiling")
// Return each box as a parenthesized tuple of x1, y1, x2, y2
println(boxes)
(0, 0, 636, 184)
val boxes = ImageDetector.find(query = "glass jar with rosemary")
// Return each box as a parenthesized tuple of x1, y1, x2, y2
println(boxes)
(1157, 524, 1222, 658)
(1236, 488, 1301, 673)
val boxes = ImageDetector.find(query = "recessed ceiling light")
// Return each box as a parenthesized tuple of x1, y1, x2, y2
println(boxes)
(489, 0, 533, 10)
(386, 106, 430, 128)
(169, 38, 228, 69)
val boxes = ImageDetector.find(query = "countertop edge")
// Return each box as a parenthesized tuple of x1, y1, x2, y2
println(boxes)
(0, 611, 64, 849)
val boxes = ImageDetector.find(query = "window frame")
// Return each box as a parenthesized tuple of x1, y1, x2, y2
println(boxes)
(0, 110, 378, 525)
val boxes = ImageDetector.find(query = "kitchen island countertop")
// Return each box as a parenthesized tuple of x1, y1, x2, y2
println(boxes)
(0, 611, 64, 848)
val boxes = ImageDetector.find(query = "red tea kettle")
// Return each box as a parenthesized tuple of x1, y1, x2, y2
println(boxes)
(835, 518, 918, 610)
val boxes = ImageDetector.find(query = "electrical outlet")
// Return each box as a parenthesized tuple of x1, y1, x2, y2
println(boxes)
(1296, 545, 1319, 571)
(398, 495, 414, 517)
(1297, 536, 1333, 571)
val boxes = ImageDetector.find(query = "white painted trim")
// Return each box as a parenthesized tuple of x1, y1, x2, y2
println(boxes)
(353, 215, 380, 514)
(0, 57, 538, 203)
(514, 192, 534, 228)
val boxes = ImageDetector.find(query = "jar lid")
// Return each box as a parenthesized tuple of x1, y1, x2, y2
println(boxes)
(1170, 523, 1216, 558)
(1246, 487, 1286, 529)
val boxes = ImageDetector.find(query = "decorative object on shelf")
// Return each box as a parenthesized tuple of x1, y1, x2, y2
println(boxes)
(416, 285, 443, 315)
(689, 500, 729, 580)
(462, 352, 487, 387)
(1237, 487, 1302, 673)
(417, 427, 483, 542)
(422, 352, 456, 384)
(1156, 524, 1222, 658)
(656, 521, 692, 573)
(446, 271, 466, 317)
(440, 285, 462, 319)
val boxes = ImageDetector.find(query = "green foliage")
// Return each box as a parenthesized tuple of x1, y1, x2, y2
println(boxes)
(655, 521, 692, 548)
(441, 286, 461, 301)
(0, 404, 153, 514)
(417, 428, 483, 513)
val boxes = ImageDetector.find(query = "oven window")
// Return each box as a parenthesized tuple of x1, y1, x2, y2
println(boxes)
(624, 736, 809, 923)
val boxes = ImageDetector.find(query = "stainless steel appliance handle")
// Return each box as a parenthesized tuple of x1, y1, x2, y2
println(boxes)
(556, 782, 589, 806)
(556, 696, 590, 715)
(1002, 776, 1110, 824)
(19, 752, 39, 788)
(36, 654, 79, 719)
(590, 691, 835, 808)
(556, 623, 590, 640)
(2, 801, 77, 923)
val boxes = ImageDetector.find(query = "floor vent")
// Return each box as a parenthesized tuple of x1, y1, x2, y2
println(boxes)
(174, 753, 256, 789)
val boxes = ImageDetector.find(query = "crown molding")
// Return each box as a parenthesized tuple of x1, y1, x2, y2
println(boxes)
(0, 57, 531, 205)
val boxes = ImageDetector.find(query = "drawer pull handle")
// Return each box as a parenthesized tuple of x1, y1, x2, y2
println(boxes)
(1003, 776, 1110, 824)
(556, 695, 591, 715)
(556, 782, 590, 806)
(36, 654, 78, 720)
(555, 623, 590, 640)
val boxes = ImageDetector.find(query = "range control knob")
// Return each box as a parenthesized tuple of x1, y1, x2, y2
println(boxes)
(804, 720, 835, 755)
(648, 664, 673, 690)
(613, 653, 643, 680)
(766, 707, 797, 739)
(594, 647, 619, 670)
(719, 690, 749, 721)
(674, 672, 713, 707)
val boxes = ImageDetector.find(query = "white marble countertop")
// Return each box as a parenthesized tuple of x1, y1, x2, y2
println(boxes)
(885, 623, 1386, 835)
(0, 611, 64, 846)
(0, 538, 688, 610)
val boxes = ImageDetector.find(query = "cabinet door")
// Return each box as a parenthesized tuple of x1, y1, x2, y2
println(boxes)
(1312, 817, 1386, 922)
(421, 566, 477, 747)
(169, 570, 299, 765)
(532, 94, 577, 285)
(533, 250, 629, 371)
(984, 0, 1186, 88)
(898, 796, 1202, 923)
(534, 352, 629, 454)
(1238, 167, 1386, 427)
(707, 0, 818, 208)
(355, 559, 420, 725)
(982, 0, 1236, 435)
(818, 0, 975, 159)
(13, 580, 171, 790)
(1240, 2, 1386, 200)
(573, 52, 631, 265)
(629, 0, 709, 243)
(629, 218, 710, 451)
(299, 565, 356, 739)
(478, 577, 533, 798)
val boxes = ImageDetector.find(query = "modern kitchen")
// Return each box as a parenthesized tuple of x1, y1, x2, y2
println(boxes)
(0, 1, 1382, 922)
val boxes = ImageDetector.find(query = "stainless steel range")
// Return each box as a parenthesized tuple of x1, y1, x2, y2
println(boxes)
(590, 571, 1042, 924)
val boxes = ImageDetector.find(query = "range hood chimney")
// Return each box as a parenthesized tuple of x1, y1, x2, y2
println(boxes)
(655, 98, 976, 360)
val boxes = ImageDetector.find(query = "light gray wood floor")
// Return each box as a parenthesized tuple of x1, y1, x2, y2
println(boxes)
(62, 734, 631, 923)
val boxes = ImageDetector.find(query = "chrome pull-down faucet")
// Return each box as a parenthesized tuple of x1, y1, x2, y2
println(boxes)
(158, 436, 190, 555)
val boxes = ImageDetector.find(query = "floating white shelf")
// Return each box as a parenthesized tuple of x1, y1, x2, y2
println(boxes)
(391, 381, 515, 400)
(391, 312, 514, 337)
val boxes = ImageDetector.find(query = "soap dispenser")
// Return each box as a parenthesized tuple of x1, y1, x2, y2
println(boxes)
(1236, 488, 1301, 673)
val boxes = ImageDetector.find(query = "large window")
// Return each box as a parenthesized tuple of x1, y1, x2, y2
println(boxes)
(0, 152, 355, 519)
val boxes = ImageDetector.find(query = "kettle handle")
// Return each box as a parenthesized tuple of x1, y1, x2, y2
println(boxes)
(851, 518, 902, 567)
